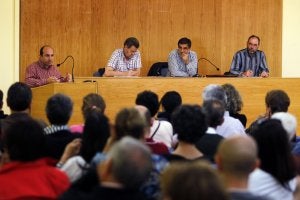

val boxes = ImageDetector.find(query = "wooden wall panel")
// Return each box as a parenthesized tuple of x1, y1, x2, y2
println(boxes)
(20, 0, 282, 80)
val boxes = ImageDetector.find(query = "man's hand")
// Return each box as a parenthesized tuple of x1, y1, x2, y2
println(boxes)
(47, 76, 59, 83)
(260, 71, 269, 78)
(181, 53, 189, 64)
(243, 70, 253, 77)
(66, 73, 72, 82)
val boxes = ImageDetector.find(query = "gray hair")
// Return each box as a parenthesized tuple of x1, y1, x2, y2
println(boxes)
(202, 84, 227, 105)
(107, 136, 153, 189)
(271, 112, 297, 141)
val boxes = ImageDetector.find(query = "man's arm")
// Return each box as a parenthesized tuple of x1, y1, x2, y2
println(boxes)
(185, 52, 198, 76)
(103, 66, 140, 77)
(229, 52, 243, 75)
(168, 51, 189, 77)
(259, 52, 269, 77)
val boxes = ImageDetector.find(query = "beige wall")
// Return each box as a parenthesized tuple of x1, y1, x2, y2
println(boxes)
(0, 0, 19, 113)
(282, 0, 300, 77)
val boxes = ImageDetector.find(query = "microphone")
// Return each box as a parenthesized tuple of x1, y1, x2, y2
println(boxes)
(198, 57, 220, 71)
(57, 55, 75, 82)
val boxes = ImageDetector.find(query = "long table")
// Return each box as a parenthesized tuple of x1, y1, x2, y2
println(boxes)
(75, 77, 300, 133)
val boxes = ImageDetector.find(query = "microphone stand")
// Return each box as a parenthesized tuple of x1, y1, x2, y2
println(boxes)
(198, 57, 220, 71)
(57, 55, 75, 82)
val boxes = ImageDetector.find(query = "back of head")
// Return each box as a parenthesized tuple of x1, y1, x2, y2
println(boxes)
(265, 90, 290, 114)
(81, 93, 106, 120)
(271, 112, 297, 141)
(251, 119, 296, 186)
(124, 37, 140, 48)
(160, 91, 182, 113)
(81, 110, 110, 162)
(2, 113, 45, 161)
(46, 93, 73, 125)
(202, 84, 227, 106)
(135, 90, 159, 117)
(222, 83, 243, 113)
(161, 161, 229, 200)
(7, 82, 32, 112)
(172, 104, 207, 144)
(216, 136, 258, 178)
(107, 136, 152, 189)
(202, 99, 225, 128)
(115, 107, 147, 140)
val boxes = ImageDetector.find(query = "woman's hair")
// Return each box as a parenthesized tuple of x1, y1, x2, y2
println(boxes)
(251, 119, 296, 188)
(81, 110, 110, 162)
(81, 93, 106, 120)
(161, 161, 229, 200)
(222, 83, 243, 114)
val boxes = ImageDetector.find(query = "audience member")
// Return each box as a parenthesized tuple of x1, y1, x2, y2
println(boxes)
(164, 104, 208, 162)
(60, 137, 152, 200)
(157, 91, 182, 122)
(0, 114, 70, 199)
(248, 119, 297, 200)
(196, 99, 225, 162)
(103, 37, 141, 77)
(230, 35, 269, 77)
(25, 45, 71, 87)
(246, 89, 290, 134)
(202, 84, 245, 137)
(70, 93, 106, 133)
(215, 136, 270, 200)
(136, 90, 175, 149)
(168, 37, 198, 77)
(44, 93, 80, 160)
(222, 83, 247, 127)
(161, 161, 229, 200)
(59, 110, 110, 182)
(0, 89, 7, 119)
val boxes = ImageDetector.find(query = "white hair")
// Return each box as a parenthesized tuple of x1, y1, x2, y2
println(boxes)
(271, 112, 297, 141)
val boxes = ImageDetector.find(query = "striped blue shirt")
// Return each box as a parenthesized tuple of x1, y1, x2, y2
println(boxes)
(230, 49, 269, 76)
(168, 49, 198, 77)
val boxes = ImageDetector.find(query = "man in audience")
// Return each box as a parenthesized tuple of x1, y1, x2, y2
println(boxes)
(168, 37, 198, 77)
(25, 45, 71, 87)
(44, 93, 79, 160)
(202, 84, 245, 137)
(135, 90, 175, 149)
(0, 90, 7, 119)
(215, 136, 270, 200)
(230, 35, 269, 77)
(103, 37, 142, 77)
(196, 99, 225, 162)
(0, 114, 70, 199)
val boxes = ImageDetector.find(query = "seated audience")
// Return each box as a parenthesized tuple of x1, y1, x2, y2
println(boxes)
(215, 136, 270, 200)
(164, 104, 208, 162)
(248, 119, 297, 200)
(60, 137, 152, 200)
(0, 114, 70, 199)
(222, 83, 247, 127)
(44, 93, 80, 160)
(157, 91, 182, 122)
(160, 161, 229, 200)
(136, 90, 175, 149)
(202, 84, 245, 137)
(196, 99, 225, 162)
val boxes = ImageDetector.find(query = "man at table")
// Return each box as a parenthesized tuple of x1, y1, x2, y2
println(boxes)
(103, 37, 142, 77)
(25, 45, 72, 88)
(230, 35, 269, 77)
(168, 37, 198, 77)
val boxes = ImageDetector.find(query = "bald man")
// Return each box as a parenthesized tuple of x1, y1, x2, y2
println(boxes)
(215, 136, 270, 200)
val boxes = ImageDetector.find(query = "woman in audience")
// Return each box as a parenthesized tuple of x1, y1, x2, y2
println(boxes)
(161, 160, 229, 200)
(58, 110, 110, 182)
(164, 104, 208, 162)
(222, 83, 247, 127)
(157, 91, 182, 122)
(248, 119, 297, 200)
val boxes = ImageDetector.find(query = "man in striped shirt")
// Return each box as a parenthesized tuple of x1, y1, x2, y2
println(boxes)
(25, 45, 72, 88)
(103, 37, 142, 77)
(230, 35, 269, 77)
